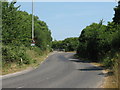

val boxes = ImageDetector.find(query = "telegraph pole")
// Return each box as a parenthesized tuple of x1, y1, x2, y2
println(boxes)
(32, 0, 34, 40)
(31, 0, 35, 46)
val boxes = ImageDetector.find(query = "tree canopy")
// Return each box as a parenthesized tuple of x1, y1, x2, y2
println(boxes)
(2, 1, 52, 64)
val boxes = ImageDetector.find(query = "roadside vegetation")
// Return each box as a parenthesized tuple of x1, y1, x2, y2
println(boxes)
(52, 37, 79, 52)
(77, 2, 120, 88)
(1, 1, 52, 75)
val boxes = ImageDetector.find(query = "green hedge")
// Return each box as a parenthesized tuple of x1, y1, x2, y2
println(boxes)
(2, 45, 32, 66)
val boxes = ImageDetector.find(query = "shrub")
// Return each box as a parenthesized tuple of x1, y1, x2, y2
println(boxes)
(2, 45, 32, 65)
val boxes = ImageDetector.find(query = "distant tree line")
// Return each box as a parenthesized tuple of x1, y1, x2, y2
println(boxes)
(2, 1, 52, 65)
(52, 37, 79, 52)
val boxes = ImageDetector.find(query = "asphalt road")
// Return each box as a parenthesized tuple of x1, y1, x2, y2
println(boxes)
(2, 52, 104, 88)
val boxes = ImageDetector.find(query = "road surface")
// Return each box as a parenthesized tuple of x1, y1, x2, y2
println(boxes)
(2, 52, 104, 88)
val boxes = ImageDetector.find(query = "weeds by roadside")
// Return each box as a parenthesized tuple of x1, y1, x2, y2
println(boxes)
(1, 46, 51, 75)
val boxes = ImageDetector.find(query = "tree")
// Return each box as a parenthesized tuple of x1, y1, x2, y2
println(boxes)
(2, 2, 20, 45)
(113, 1, 120, 24)
(77, 22, 107, 61)
(2, 1, 52, 64)
(52, 37, 79, 51)
(2, 1, 52, 48)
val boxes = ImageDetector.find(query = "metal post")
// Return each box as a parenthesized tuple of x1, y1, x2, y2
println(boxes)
(32, 0, 34, 41)
(31, 0, 35, 46)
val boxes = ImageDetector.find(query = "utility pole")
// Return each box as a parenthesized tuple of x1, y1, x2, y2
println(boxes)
(31, 0, 35, 46)
(32, 0, 34, 40)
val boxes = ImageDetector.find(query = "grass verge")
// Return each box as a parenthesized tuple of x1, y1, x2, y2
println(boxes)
(1, 48, 51, 75)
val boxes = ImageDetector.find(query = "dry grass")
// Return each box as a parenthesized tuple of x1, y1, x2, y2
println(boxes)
(102, 71, 118, 88)
(101, 62, 120, 89)
(1, 49, 50, 75)
(91, 62, 103, 67)
(92, 62, 119, 88)
(2, 63, 29, 75)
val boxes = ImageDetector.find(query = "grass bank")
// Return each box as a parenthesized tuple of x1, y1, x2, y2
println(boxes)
(103, 56, 120, 88)
(1, 46, 51, 75)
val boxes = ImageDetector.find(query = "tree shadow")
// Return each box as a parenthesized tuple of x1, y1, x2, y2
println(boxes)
(77, 66, 103, 71)
(69, 59, 91, 63)
(69, 54, 95, 63)
(69, 55, 90, 63)
(98, 71, 114, 77)
(70, 54, 106, 72)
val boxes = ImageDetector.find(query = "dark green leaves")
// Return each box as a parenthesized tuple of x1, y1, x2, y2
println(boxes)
(52, 37, 79, 52)
(2, 1, 52, 64)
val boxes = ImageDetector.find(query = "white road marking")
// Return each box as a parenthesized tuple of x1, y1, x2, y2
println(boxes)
(17, 86, 24, 89)
(68, 59, 79, 60)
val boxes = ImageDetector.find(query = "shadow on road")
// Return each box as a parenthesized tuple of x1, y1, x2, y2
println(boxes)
(98, 71, 114, 77)
(69, 54, 106, 73)
(68, 54, 92, 63)
(77, 66, 103, 71)
(69, 59, 91, 63)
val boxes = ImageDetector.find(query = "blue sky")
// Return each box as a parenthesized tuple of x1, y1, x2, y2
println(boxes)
(15, 2, 117, 40)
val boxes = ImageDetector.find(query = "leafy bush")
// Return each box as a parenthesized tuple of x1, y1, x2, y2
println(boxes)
(2, 45, 32, 66)
(2, 2, 52, 49)
(77, 22, 108, 61)
(2, 1, 52, 65)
